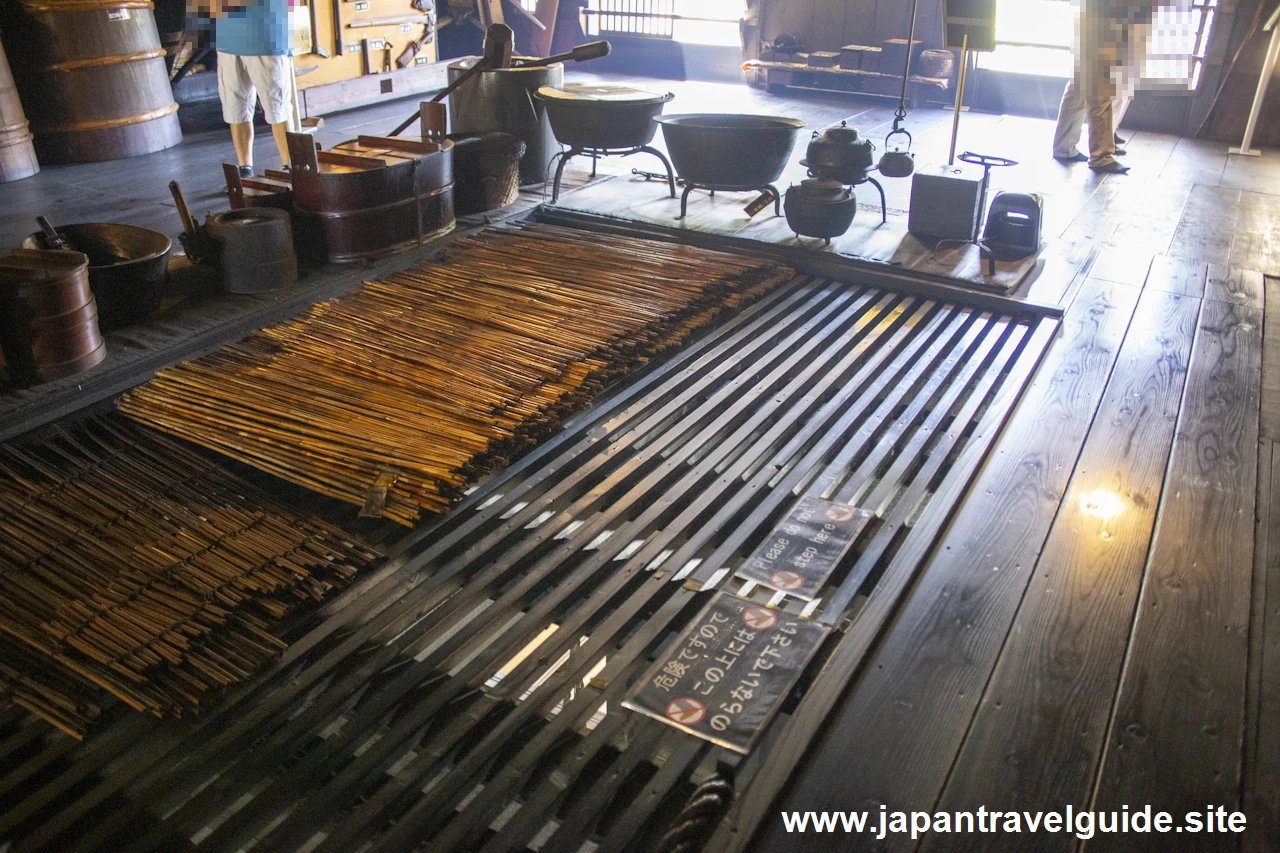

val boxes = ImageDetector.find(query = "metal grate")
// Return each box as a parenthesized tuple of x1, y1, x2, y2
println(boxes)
(0, 261, 1059, 853)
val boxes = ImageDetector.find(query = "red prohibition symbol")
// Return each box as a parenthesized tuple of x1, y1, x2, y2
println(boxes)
(742, 606, 778, 631)
(824, 504, 858, 522)
(770, 569, 805, 591)
(666, 697, 706, 725)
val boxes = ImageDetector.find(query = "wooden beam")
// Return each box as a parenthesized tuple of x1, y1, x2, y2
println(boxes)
(530, 0, 558, 57)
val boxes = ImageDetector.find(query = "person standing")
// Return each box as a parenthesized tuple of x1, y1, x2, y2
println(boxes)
(1113, 3, 1155, 130)
(209, 0, 293, 176)
(1051, 0, 1131, 173)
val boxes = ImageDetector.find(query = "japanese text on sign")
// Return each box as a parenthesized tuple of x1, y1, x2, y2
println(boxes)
(623, 592, 827, 754)
(733, 495, 872, 600)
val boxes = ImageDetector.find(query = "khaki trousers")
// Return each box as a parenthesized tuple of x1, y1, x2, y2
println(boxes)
(1052, 78, 1118, 168)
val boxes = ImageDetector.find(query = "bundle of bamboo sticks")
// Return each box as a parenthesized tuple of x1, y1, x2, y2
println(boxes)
(120, 224, 793, 524)
(0, 415, 381, 737)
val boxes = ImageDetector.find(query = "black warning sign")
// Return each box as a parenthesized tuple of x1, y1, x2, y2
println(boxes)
(622, 592, 828, 754)
(733, 495, 872, 600)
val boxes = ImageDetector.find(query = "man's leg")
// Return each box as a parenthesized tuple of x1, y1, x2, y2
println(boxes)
(244, 55, 295, 168)
(1113, 91, 1133, 131)
(1085, 96, 1123, 170)
(230, 121, 255, 168)
(1052, 78, 1087, 159)
(216, 52, 257, 169)
(269, 121, 290, 168)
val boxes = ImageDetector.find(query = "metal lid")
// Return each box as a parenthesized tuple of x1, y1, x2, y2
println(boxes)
(792, 177, 851, 200)
(535, 83, 673, 105)
(822, 124, 860, 143)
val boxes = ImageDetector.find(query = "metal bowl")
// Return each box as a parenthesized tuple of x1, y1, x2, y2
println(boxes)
(536, 85, 673, 151)
(655, 114, 806, 189)
(22, 222, 170, 329)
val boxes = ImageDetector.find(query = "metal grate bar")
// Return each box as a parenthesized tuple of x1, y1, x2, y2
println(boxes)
(0, 262, 1058, 853)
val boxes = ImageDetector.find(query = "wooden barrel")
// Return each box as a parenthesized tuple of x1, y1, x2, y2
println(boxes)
(0, 0, 181, 164)
(0, 38, 38, 181)
(0, 248, 106, 383)
(287, 133, 455, 264)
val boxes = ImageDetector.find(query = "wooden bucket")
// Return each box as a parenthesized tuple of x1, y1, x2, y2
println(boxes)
(0, 0, 181, 164)
(287, 132, 455, 264)
(0, 38, 37, 182)
(0, 248, 105, 383)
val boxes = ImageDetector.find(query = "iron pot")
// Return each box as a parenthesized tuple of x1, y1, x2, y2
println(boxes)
(23, 222, 170, 329)
(535, 84, 674, 151)
(784, 178, 856, 243)
(655, 114, 806, 188)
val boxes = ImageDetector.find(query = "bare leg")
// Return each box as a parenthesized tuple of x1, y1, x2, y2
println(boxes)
(230, 121, 254, 167)
(270, 121, 291, 168)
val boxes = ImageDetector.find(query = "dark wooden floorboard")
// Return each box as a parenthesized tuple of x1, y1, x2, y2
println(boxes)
(1145, 255, 1208, 298)
(1159, 137, 1229, 188)
(1091, 245, 1155, 287)
(1229, 191, 1280, 275)
(1262, 277, 1280, 441)
(1119, 130, 1181, 179)
(1243, 442, 1280, 853)
(1222, 153, 1280, 196)
(1057, 176, 1123, 246)
(1086, 298, 1262, 853)
(1017, 238, 1098, 305)
(1206, 265, 1265, 311)
(1168, 185, 1242, 267)
(1101, 177, 1193, 259)
(920, 286, 1199, 853)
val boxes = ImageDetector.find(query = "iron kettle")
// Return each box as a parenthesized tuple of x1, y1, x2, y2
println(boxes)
(878, 127, 915, 178)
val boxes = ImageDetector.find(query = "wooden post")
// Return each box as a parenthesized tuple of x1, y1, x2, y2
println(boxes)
(477, 0, 505, 28)
(531, 0, 559, 57)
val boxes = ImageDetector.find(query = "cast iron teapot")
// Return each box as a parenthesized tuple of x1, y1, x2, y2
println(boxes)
(878, 127, 915, 178)
(784, 177, 857, 245)
(801, 121, 876, 182)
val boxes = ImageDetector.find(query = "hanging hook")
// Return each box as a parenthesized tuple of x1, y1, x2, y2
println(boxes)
(893, 0, 922, 135)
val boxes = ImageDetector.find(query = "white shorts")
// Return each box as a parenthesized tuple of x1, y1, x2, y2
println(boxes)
(217, 52, 293, 125)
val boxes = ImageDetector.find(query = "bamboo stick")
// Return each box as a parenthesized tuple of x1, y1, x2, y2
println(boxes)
(0, 415, 381, 737)
(120, 224, 794, 524)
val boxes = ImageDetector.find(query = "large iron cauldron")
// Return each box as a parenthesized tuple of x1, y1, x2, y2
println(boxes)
(654, 114, 805, 189)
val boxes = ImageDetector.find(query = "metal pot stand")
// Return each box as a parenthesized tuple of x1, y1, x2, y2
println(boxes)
(845, 174, 887, 224)
(549, 144, 676, 204)
(675, 182, 782, 221)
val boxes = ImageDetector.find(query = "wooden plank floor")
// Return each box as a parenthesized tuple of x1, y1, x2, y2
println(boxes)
(2, 73, 1280, 853)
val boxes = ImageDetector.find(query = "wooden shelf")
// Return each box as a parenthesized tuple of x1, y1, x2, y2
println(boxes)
(743, 59, 951, 106)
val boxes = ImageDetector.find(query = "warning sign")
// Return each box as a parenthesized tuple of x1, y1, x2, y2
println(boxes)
(666, 698, 706, 725)
(623, 592, 828, 754)
(734, 495, 872, 600)
(742, 607, 777, 631)
(770, 570, 805, 590)
(823, 504, 860, 523)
